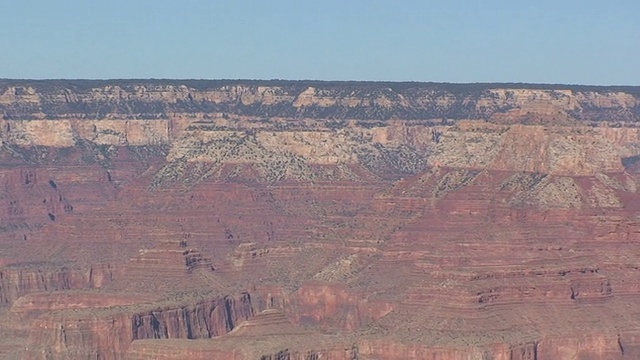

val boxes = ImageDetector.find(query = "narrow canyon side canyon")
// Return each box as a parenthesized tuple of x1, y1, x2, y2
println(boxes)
(1, 80, 640, 359)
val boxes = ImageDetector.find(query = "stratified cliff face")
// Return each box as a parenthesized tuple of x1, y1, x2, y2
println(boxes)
(0, 264, 116, 306)
(0, 80, 639, 123)
(1, 80, 640, 360)
(23, 293, 255, 360)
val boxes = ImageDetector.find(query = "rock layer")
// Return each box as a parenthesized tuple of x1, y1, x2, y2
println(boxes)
(0, 80, 640, 359)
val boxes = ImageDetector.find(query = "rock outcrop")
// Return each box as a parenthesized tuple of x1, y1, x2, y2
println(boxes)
(22, 291, 255, 359)
(0, 80, 640, 359)
(0, 80, 638, 124)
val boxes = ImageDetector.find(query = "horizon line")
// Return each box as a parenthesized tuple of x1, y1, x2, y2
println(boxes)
(1, 78, 639, 89)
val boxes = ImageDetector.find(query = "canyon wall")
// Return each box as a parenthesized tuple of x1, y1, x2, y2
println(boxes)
(0, 80, 638, 123)
(0, 264, 116, 306)
(0, 80, 639, 359)
(23, 293, 256, 360)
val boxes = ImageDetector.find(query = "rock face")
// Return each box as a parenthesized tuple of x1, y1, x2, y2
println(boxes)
(0, 80, 640, 359)
(22, 292, 255, 360)
(0, 264, 116, 306)
(0, 80, 638, 123)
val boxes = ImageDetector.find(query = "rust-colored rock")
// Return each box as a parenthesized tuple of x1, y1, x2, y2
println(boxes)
(1, 80, 640, 359)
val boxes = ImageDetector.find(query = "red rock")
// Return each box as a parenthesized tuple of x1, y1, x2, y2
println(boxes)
(1, 80, 640, 359)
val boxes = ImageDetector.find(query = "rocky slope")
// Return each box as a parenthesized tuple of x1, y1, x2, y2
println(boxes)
(0, 80, 640, 359)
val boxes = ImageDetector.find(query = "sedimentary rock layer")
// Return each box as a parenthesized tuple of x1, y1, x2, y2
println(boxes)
(1, 80, 638, 123)
(0, 80, 640, 359)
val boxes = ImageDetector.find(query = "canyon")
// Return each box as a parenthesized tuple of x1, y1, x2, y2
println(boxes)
(0, 80, 640, 359)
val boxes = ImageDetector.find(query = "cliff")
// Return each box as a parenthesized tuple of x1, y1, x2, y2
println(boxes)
(0, 264, 116, 307)
(1, 80, 640, 359)
(22, 292, 255, 360)
(0, 80, 638, 124)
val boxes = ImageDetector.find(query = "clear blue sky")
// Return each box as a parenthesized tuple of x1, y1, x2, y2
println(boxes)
(1, 0, 638, 84)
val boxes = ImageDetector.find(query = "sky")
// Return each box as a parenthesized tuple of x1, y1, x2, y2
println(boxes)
(1, 0, 638, 85)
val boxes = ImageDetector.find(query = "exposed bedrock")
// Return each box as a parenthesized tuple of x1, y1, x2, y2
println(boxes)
(0, 80, 638, 123)
(1, 80, 640, 359)
(259, 283, 394, 331)
(357, 336, 633, 360)
(0, 264, 116, 307)
(22, 293, 256, 360)
(125, 308, 356, 360)
(3, 120, 640, 177)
